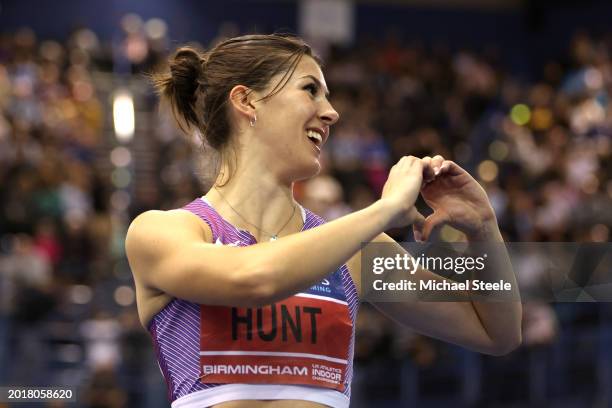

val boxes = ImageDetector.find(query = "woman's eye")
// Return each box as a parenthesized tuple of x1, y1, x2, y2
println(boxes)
(304, 83, 318, 95)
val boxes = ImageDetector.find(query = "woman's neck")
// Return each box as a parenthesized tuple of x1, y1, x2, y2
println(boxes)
(204, 172, 301, 242)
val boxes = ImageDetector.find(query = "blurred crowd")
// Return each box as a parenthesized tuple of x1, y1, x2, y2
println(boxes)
(0, 14, 611, 407)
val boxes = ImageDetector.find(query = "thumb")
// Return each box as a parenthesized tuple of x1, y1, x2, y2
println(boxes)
(421, 211, 448, 241)
(412, 210, 426, 242)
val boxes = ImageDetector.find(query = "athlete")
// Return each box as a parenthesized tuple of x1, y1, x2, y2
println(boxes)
(125, 34, 521, 408)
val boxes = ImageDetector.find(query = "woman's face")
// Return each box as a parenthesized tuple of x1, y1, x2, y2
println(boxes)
(251, 55, 339, 181)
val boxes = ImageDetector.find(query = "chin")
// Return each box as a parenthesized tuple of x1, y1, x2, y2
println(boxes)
(293, 160, 321, 182)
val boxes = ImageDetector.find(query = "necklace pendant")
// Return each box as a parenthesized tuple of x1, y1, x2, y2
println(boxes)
(270, 235, 278, 241)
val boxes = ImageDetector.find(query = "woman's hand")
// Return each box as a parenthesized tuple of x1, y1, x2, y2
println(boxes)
(414, 156, 498, 241)
(380, 156, 426, 229)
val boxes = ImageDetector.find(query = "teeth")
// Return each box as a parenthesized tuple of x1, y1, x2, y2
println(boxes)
(306, 130, 323, 144)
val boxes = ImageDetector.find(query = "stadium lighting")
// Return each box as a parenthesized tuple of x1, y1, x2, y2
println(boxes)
(113, 89, 135, 142)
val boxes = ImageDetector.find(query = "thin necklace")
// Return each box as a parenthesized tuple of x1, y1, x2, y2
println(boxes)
(213, 186, 297, 241)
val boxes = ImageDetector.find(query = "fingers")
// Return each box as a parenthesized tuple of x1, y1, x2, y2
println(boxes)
(395, 155, 449, 180)
(384, 156, 424, 210)
(421, 156, 435, 183)
(413, 226, 423, 243)
(421, 155, 446, 183)
(439, 159, 453, 174)
(412, 208, 425, 227)
(397, 155, 422, 167)
(413, 222, 424, 242)
(411, 209, 426, 241)
(438, 159, 465, 176)
(431, 155, 444, 175)
(421, 212, 448, 241)
(395, 155, 424, 179)
(439, 160, 451, 173)
(413, 211, 448, 242)
(393, 155, 421, 170)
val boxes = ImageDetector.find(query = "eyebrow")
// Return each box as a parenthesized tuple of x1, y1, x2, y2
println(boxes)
(300, 75, 330, 98)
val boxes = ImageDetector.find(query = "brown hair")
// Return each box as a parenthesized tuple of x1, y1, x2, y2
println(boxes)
(152, 33, 319, 184)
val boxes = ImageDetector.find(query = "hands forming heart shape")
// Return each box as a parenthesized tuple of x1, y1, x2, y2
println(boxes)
(412, 155, 498, 242)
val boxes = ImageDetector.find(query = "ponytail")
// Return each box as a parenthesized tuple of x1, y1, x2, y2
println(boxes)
(152, 46, 205, 134)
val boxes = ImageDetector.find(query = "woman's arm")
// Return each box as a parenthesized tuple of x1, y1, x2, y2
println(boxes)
(359, 230, 521, 356)
(348, 157, 521, 356)
(125, 156, 425, 308)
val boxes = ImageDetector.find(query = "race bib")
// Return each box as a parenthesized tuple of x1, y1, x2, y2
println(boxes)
(199, 274, 352, 391)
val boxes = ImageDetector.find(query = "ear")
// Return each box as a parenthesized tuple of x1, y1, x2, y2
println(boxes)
(228, 85, 256, 123)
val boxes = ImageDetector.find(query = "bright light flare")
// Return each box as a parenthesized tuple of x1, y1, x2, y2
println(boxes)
(113, 90, 135, 142)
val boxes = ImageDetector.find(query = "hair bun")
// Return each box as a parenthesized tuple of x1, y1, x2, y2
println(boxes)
(170, 47, 204, 101)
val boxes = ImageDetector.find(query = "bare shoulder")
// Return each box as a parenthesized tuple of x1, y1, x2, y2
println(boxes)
(125, 208, 214, 326)
(125, 209, 213, 276)
(127, 208, 211, 237)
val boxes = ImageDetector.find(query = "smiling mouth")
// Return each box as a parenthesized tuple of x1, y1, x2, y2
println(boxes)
(306, 129, 323, 147)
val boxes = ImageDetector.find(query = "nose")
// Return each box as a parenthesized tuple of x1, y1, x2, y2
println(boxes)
(319, 99, 340, 126)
